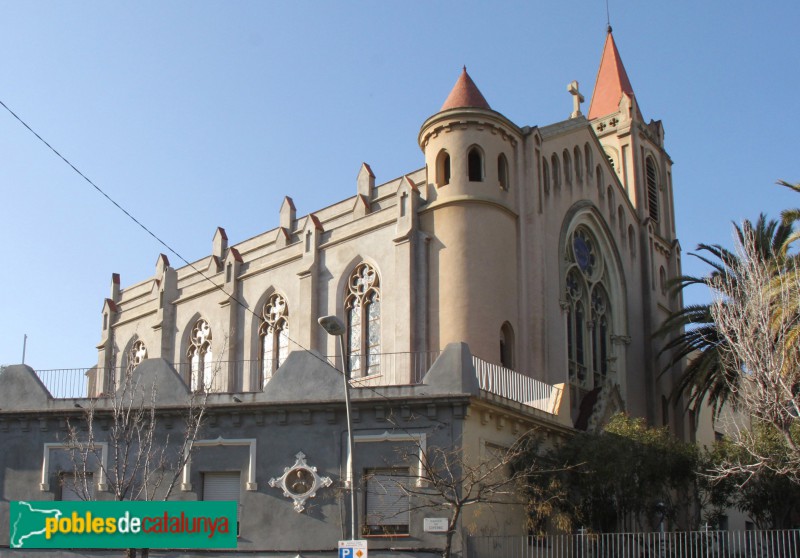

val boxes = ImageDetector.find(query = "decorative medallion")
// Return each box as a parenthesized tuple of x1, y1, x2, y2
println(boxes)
(269, 452, 332, 512)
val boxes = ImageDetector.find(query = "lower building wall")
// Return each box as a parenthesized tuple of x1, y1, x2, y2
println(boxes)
(1, 352, 564, 558)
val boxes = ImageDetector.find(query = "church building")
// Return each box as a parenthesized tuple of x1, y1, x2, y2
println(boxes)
(94, 26, 680, 431)
(0, 28, 685, 557)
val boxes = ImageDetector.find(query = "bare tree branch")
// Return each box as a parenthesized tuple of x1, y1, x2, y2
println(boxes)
(706, 226, 800, 484)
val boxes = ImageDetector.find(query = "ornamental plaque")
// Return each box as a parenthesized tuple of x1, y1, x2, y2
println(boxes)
(269, 452, 332, 512)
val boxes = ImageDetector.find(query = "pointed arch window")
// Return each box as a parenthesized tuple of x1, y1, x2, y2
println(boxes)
(563, 149, 572, 185)
(585, 143, 593, 178)
(125, 339, 147, 376)
(260, 293, 289, 387)
(646, 156, 660, 223)
(551, 154, 560, 188)
(498, 154, 509, 190)
(500, 322, 514, 369)
(542, 158, 550, 193)
(187, 318, 213, 392)
(607, 187, 615, 218)
(468, 147, 483, 182)
(346, 263, 381, 377)
(628, 225, 637, 258)
(574, 146, 583, 183)
(596, 165, 604, 199)
(590, 285, 610, 386)
(436, 150, 451, 186)
(564, 227, 615, 394)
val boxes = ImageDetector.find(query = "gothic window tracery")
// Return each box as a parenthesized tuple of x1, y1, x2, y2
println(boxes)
(260, 293, 289, 387)
(564, 227, 614, 393)
(346, 262, 381, 377)
(590, 285, 610, 386)
(187, 318, 213, 392)
(125, 339, 147, 376)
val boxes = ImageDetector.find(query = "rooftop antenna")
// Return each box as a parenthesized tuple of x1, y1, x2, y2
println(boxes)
(22, 334, 27, 364)
(606, 0, 612, 33)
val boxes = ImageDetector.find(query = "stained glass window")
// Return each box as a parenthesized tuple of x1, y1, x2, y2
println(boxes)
(346, 263, 380, 377)
(564, 227, 614, 394)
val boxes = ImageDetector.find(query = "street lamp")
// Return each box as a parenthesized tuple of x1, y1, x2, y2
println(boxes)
(318, 315, 357, 541)
(655, 501, 666, 558)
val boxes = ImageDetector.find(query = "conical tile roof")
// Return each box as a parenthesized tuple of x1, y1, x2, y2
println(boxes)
(588, 28, 636, 119)
(440, 67, 491, 111)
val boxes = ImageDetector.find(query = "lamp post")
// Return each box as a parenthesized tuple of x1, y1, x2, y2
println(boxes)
(318, 315, 357, 541)
(655, 501, 666, 558)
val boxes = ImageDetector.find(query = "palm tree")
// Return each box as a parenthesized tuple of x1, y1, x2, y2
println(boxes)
(772, 180, 800, 351)
(657, 214, 793, 417)
(777, 180, 800, 228)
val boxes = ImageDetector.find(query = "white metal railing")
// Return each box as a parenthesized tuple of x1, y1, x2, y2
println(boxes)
(469, 529, 800, 558)
(34, 368, 93, 399)
(37, 353, 564, 407)
(34, 351, 443, 398)
(473, 357, 561, 413)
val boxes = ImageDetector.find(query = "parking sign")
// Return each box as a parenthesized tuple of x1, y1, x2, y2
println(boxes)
(338, 539, 368, 558)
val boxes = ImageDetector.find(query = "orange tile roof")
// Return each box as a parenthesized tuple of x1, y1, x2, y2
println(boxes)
(440, 67, 490, 111)
(588, 29, 635, 120)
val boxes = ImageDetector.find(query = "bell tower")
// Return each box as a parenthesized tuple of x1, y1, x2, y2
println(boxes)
(588, 28, 682, 428)
(588, 27, 676, 243)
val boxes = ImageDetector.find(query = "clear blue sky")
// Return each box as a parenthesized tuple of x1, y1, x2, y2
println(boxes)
(1, 1, 798, 370)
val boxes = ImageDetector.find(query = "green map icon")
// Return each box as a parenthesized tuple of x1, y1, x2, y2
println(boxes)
(10, 501, 64, 548)
(9, 500, 237, 549)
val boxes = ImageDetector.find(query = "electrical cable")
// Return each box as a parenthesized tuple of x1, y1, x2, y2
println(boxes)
(0, 98, 454, 423)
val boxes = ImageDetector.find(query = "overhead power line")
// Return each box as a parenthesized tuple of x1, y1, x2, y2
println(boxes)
(0, 98, 441, 418)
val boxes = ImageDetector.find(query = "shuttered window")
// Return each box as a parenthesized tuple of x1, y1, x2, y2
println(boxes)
(646, 157, 659, 223)
(365, 469, 409, 535)
(204, 472, 241, 536)
(203, 472, 241, 502)
(60, 473, 94, 501)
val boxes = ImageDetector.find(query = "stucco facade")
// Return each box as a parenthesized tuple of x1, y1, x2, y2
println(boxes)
(0, 29, 686, 557)
(92, 33, 681, 430)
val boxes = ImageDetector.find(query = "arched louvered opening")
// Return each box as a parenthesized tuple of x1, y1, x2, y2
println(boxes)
(646, 156, 660, 223)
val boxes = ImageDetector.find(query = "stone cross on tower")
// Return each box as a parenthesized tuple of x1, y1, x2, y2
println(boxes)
(568, 80, 584, 119)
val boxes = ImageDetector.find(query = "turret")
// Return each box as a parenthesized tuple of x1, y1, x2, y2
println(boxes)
(417, 68, 523, 366)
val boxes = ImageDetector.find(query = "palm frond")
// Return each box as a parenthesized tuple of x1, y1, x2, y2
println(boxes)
(656, 214, 795, 415)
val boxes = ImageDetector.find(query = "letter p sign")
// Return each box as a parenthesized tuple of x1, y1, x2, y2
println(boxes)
(338, 540, 367, 558)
